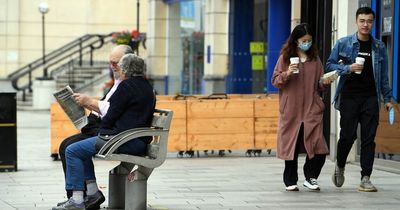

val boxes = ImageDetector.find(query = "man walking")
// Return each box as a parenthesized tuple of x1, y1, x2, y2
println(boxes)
(326, 7, 393, 192)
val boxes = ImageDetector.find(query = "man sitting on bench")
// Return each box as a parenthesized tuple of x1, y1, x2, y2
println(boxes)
(58, 44, 133, 204)
(53, 54, 156, 210)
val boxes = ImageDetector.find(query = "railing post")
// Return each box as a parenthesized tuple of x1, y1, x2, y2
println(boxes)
(28, 71, 32, 92)
(69, 60, 74, 89)
(79, 42, 82, 66)
(90, 45, 94, 66)
(22, 89, 26, 101)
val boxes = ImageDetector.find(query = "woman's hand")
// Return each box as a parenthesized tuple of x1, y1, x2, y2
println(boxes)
(287, 63, 299, 75)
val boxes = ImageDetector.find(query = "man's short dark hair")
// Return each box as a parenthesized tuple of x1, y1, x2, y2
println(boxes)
(356, 7, 375, 20)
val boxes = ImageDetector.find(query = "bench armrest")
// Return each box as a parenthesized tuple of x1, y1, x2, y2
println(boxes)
(96, 128, 169, 168)
(96, 128, 154, 155)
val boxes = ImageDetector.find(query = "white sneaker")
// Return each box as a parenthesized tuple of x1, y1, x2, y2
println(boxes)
(303, 178, 320, 191)
(285, 185, 299, 191)
(358, 176, 378, 192)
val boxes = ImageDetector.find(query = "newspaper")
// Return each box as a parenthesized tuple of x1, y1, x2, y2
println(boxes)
(53, 85, 88, 130)
(320, 70, 338, 84)
(322, 70, 338, 80)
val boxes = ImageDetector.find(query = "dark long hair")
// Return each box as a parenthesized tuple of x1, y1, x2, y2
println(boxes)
(280, 23, 319, 64)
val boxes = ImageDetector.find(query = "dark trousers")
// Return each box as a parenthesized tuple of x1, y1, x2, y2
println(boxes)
(337, 95, 379, 177)
(59, 133, 96, 198)
(283, 124, 326, 186)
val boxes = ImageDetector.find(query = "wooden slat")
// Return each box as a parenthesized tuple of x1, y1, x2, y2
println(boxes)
(254, 118, 278, 149)
(187, 99, 254, 118)
(156, 100, 186, 119)
(186, 99, 255, 151)
(188, 134, 254, 150)
(254, 98, 279, 118)
(156, 100, 187, 151)
(167, 119, 187, 151)
(50, 103, 80, 154)
(187, 118, 254, 134)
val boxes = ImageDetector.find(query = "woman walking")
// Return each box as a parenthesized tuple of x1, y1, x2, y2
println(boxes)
(272, 23, 333, 191)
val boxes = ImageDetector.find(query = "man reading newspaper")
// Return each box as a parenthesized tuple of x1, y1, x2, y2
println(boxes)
(55, 45, 134, 204)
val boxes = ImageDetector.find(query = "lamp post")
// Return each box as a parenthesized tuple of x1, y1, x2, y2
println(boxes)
(38, 2, 49, 79)
(136, 0, 140, 55)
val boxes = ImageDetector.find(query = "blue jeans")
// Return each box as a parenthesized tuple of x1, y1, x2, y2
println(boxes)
(65, 136, 147, 190)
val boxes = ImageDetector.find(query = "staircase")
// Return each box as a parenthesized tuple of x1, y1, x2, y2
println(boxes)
(8, 33, 114, 109)
(52, 60, 109, 91)
(16, 60, 110, 110)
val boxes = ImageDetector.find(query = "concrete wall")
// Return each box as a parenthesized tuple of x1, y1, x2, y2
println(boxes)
(331, 0, 359, 161)
(291, 0, 301, 30)
(0, 0, 148, 77)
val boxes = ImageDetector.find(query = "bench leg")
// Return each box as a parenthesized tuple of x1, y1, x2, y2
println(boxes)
(108, 164, 154, 210)
(108, 164, 131, 209)
(124, 166, 153, 210)
(125, 179, 147, 210)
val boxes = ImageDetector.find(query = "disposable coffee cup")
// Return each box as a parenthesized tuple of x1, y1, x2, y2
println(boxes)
(290, 57, 300, 74)
(355, 57, 365, 74)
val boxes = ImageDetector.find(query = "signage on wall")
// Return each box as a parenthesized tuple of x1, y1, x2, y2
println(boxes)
(381, 0, 394, 36)
(181, 1, 195, 29)
(250, 42, 265, 71)
(358, 0, 371, 7)
(252, 55, 264, 71)
(250, 42, 265, 54)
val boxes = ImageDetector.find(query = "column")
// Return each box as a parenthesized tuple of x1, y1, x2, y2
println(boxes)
(266, 0, 291, 93)
(333, 0, 358, 162)
(203, 0, 229, 94)
(166, 3, 182, 95)
(147, 0, 168, 94)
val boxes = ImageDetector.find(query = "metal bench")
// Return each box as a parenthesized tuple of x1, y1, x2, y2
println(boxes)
(95, 109, 173, 210)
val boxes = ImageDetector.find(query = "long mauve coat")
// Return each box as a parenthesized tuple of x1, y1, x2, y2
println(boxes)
(272, 55, 329, 160)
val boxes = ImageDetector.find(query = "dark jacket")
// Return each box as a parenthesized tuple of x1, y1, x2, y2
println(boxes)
(80, 113, 101, 136)
(98, 76, 155, 143)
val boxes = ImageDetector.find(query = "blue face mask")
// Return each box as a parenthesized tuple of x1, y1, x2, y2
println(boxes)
(298, 41, 312, 51)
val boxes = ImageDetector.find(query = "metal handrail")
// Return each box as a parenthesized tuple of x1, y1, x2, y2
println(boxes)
(7, 33, 113, 96)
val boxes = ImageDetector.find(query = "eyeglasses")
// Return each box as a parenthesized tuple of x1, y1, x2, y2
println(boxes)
(359, 19, 374, 25)
(109, 61, 119, 69)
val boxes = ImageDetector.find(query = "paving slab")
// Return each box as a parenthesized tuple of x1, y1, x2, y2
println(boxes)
(0, 110, 399, 210)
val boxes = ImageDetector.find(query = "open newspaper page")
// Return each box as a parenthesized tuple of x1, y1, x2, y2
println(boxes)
(322, 70, 338, 80)
(53, 85, 88, 130)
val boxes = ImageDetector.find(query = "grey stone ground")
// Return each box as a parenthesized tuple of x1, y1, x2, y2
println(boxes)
(0, 110, 399, 210)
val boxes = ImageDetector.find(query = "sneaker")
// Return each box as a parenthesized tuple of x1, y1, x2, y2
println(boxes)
(303, 178, 320, 191)
(52, 198, 85, 210)
(285, 185, 299, 191)
(358, 176, 378, 192)
(85, 190, 105, 209)
(56, 200, 68, 207)
(332, 164, 345, 187)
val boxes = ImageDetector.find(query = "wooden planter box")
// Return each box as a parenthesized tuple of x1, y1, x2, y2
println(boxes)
(50, 103, 80, 156)
(375, 103, 400, 153)
(254, 94, 279, 149)
(156, 100, 187, 151)
(186, 99, 255, 150)
(50, 94, 280, 155)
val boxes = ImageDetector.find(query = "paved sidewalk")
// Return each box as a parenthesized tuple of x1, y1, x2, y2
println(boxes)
(0, 110, 400, 210)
